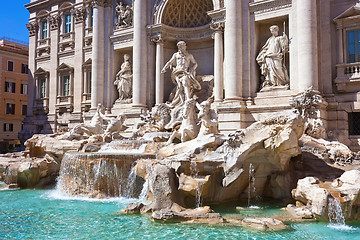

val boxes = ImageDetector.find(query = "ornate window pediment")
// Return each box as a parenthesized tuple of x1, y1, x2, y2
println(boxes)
(162, 0, 213, 28)
(57, 63, 73, 71)
(334, 3, 360, 92)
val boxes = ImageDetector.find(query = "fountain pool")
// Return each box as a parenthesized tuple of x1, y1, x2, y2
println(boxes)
(1, 189, 360, 239)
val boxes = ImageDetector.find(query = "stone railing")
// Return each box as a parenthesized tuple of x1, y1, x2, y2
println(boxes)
(57, 95, 73, 104)
(335, 62, 360, 92)
(38, 38, 50, 46)
(56, 95, 74, 112)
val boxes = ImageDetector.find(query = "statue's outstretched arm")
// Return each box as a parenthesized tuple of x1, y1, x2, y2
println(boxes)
(161, 54, 176, 73)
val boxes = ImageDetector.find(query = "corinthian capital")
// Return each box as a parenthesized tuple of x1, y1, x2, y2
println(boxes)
(72, 7, 85, 24)
(151, 34, 164, 44)
(92, 0, 111, 7)
(47, 15, 60, 30)
(26, 22, 38, 36)
(210, 21, 224, 32)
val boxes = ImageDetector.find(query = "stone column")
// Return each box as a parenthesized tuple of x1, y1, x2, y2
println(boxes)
(224, 0, 243, 100)
(73, 7, 85, 114)
(296, 0, 318, 91)
(132, 0, 148, 107)
(91, 1, 105, 109)
(152, 35, 164, 105)
(26, 22, 37, 118)
(211, 22, 224, 102)
(48, 15, 60, 131)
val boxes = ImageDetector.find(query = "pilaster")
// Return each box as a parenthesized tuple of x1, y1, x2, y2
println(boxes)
(132, 0, 148, 107)
(73, 7, 85, 115)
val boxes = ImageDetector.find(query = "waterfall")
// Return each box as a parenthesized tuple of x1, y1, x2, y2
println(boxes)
(327, 197, 357, 230)
(190, 161, 204, 208)
(124, 164, 137, 198)
(138, 178, 149, 203)
(328, 197, 345, 225)
(56, 152, 151, 199)
(248, 163, 256, 208)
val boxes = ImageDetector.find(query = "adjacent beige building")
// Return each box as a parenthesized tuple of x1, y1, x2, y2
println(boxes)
(0, 39, 28, 152)
(23, 0, 360, 150)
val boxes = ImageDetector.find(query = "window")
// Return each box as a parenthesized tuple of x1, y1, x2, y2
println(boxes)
(21, 83, 28, 94)
(6, 103, 15, 115)
(65, 14, 72, 33)
(63, 75, 70, 96)
(5, 82, 15, 93)
(349, 112, 360, 135)
(22, 105, 27, 116)
(21, 64, 28, 74)
(347, 29, 360, 63)
(7, 61, 13, 71)
(41, 21, 48, 39)
(3, 123, 13, 132)
(39, 79, 46, 98)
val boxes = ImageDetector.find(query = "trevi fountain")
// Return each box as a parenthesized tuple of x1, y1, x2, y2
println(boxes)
(2, 30, 360, 240)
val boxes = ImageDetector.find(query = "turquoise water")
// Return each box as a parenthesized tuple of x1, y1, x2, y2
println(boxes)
(1, 189, 360, 239)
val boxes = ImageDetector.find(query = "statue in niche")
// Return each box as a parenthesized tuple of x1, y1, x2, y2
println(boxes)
(114, 54, 133, 103)
(256, 25, 289, 90)
(161, 41, 201, 108)
(115, 1, 133, 28)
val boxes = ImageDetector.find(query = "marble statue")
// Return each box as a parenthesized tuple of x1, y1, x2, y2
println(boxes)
(256, 25, 289, 89)
(68, 104, 110, 139)
(197, 100, 219, 136)
(115, 2, 133, 28)
(114, 54, 133, 103)
(167, 99, 200, 144)
(161, 41, 201, 107)
(103, 114, 126, 141)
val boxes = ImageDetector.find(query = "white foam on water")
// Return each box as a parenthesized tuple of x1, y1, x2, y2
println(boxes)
(98, 143, 147, 154)
(248, 205, 261, 209)
(327, 223, 358, 231)
(43, 190, 137, 204)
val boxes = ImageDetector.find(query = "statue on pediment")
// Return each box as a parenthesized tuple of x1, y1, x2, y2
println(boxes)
(115, 1, 133, 28)
(256, 25, 289, 90)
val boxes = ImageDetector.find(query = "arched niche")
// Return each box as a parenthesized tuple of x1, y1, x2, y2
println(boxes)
(151, 0, 216, 102)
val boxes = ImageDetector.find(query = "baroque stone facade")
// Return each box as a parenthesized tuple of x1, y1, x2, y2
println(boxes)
(23, 0, 360, 150)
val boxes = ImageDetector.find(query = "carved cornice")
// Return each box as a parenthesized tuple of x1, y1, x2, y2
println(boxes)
(72, 7, 86, 24)
(249, 0, 292, 15)
(26, 22, 38, 36)
(47, 15, 60, 30)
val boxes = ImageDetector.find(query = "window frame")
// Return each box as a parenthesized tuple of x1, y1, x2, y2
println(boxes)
(5, 81, 16, 93)
(39, 78, 46, 99)
(6, 103, 15, 115)
(3, 123, 14, 132)
(21, 83, 28, 95)
(65, 13, 72, 33)
(41, 20, 48, 39)
(21, 64, 29, 74)
(7, 61, 14, 71)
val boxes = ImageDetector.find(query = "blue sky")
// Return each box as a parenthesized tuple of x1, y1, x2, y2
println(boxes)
(0, 1, 30, 44)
